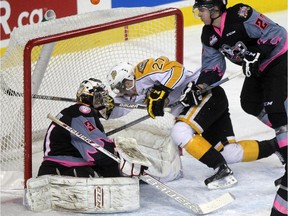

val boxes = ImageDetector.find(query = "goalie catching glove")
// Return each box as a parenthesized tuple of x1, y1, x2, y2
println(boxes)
(115, 137, 151, 177)
(119, 155, 147, 177)
(180, 82, 208, 107)
(146, 84, 171, 119)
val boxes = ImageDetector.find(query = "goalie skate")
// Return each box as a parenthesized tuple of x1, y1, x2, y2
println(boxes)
(205, 164, 237, 190)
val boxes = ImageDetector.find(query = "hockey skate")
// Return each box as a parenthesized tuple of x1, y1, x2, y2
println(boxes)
(204, 164, 237, 190)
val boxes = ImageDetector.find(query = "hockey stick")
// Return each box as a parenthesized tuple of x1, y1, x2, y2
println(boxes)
(106, 115, 150, 136)
(47, 113, 235, 214)
(2, 69, 242, 104)
(1, 82, 76, 102)
(198, 70, 243, 94)
(107, 70, 243, 135)
(114, 102, 147, 109)
(114, 70, 243, 111)
(114, 102, 172, 112)
(2, 71, 242, 105)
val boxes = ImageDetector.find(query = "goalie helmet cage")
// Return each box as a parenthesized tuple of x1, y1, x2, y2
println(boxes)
(0, 7, 183, 189)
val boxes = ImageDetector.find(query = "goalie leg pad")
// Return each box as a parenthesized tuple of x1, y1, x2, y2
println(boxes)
(25, 175, 51, 212)
(25, 175, 140, 213)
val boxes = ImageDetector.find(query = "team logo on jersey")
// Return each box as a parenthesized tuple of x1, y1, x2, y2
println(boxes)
(264, 101, 273, 106)
(220, 41, 247, 64)
(238, 6, 250, 18)
(79, 105, 91, 114)
(209, 34, 218, 46)
(137, 59, 149, 73)
(84, 120, 96, 132)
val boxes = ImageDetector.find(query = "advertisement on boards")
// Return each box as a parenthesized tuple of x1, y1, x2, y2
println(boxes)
(0, 0, 77, 48)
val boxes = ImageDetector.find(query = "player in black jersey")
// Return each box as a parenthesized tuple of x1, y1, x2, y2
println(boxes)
(37, 78, 120, 178)
(192, 1, 287, 215)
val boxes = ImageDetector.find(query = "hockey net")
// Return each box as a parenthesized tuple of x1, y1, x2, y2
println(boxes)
(0, 7, 183, 189)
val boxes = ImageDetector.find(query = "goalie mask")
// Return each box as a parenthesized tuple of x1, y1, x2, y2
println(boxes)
(76, 78, 107, 108)
(106, 62, 135, 96)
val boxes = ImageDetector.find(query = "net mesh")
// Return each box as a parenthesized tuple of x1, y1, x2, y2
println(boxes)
(0, 7, 182, 189)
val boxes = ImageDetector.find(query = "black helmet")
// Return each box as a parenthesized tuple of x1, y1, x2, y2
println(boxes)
(193, 0, 227, 13)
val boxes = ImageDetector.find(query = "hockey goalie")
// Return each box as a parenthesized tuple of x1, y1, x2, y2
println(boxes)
(25, 78, 182, 213)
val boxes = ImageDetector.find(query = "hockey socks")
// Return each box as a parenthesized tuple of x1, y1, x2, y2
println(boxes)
(238, 138, 278, 162)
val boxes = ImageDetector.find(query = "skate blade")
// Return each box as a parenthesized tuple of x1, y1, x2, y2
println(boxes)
(207, 175, 238, 190)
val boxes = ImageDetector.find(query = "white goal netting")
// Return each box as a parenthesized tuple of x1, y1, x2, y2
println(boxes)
(0, 7, 183, 189)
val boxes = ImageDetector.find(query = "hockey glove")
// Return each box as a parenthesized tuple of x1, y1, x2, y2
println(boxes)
(119, 156, 148, 177)
(146, 85, 171, 119)
(242, 51, 260, 77)
(179, 82, 208, 107)
(116, 136, 151, 177)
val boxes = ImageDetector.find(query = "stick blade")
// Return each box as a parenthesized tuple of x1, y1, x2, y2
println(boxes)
(197, 192, 235, 214)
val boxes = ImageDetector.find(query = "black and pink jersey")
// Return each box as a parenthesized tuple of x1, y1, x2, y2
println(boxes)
(42, 103, 115, 167)
(197, 3, 287, 85)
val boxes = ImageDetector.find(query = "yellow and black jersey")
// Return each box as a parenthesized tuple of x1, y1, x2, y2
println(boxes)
(134, 56, 200, 106)
(135, 56, 183, 89)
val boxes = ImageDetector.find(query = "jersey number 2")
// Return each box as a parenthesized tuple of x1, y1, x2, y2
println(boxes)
(255, 17, 268, 31)
(151, 57, 165, 70)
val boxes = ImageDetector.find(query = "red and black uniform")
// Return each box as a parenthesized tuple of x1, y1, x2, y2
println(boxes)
(38, 103, 120, 178)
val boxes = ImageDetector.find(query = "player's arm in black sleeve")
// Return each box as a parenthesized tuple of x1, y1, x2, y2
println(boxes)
(196, 43, 226, 85)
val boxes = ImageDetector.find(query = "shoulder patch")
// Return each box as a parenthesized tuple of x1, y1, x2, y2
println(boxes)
(79, 105, 91, 114)
(201, 26, 217, 47)
(209, 34, 218, 46)
(238, 6, 250, 18)
(137, 59, 149, 73)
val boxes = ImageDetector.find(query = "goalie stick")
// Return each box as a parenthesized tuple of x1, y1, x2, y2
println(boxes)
(47, 113, 235, 215)
(106, 115, 151, 136)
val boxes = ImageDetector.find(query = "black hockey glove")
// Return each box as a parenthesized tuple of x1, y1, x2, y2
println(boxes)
(242, 51, 260, 77)
(179, 82, 208, 107)
(146, 84, 171, 119)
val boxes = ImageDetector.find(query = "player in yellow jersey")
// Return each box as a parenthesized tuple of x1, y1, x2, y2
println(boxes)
(106, 56, 280, 189)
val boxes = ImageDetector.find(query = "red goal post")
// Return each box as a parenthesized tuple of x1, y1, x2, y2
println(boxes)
(1, 7, 183, 189)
